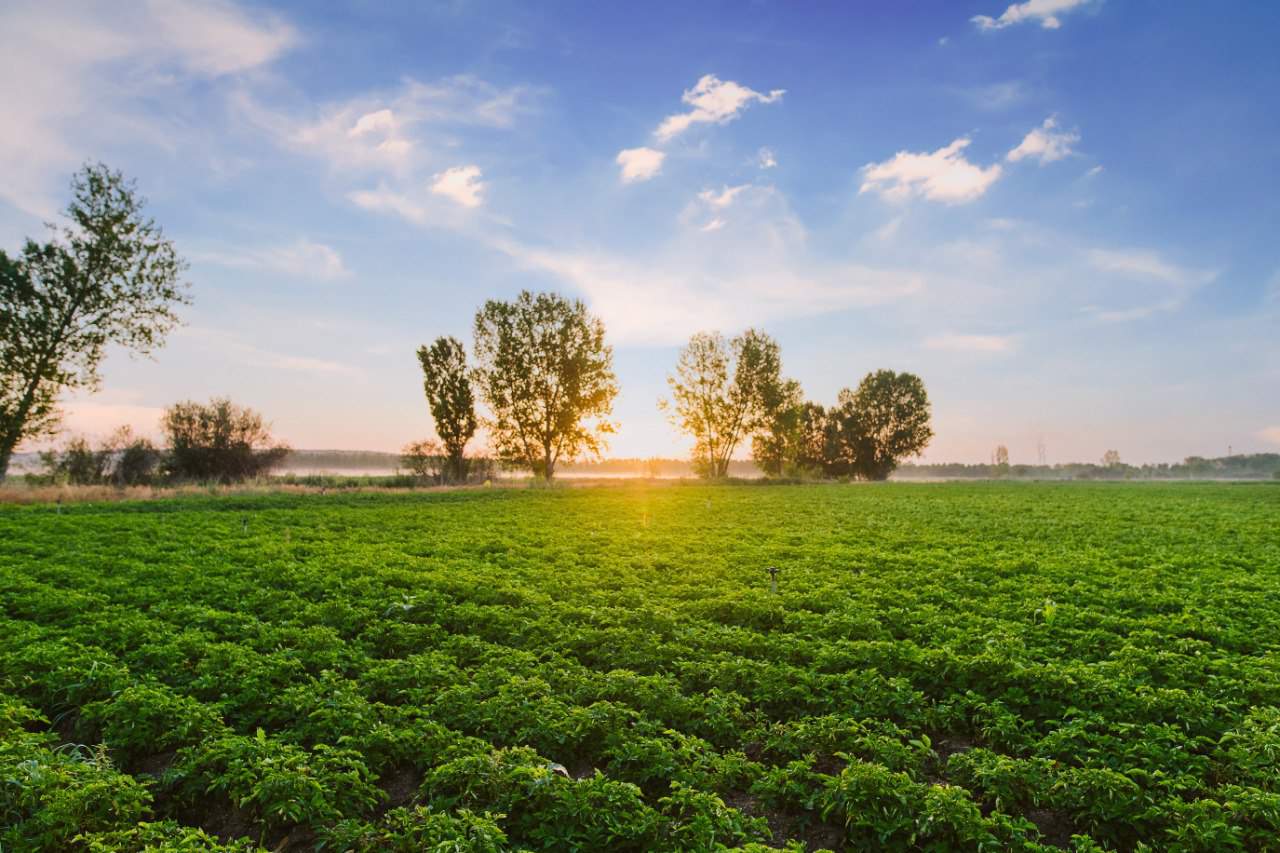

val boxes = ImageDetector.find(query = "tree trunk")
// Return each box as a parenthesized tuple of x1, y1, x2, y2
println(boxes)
(0, 442, 12, 483)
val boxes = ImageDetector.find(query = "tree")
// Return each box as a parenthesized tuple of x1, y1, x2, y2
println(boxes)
(751, 378, 804, 477)
(400, 439, 445, 482)
(0, 163, 188, 482)
(664, 329, 788, 479)
(416, 336, 477, 483)
(105, 426, 162, 486)
(1101, 449, 1121, 467)
(162, 398, 289, 483)
(471, 291, 617, 481)
(831, 370, 933, 481)
(994, 445, 1010, 466)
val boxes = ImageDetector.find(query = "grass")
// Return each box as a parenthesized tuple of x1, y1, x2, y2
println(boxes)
(2, 482, 1278, 851)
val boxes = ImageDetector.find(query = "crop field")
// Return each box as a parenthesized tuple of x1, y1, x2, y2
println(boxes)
(2, 483, 1280, 852)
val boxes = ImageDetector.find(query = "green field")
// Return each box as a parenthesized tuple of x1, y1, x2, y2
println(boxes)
(3, 483, 1280, 852)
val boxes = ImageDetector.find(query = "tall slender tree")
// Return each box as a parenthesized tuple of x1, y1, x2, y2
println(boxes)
(472, 290, 617, 481)
(416, 336, 477, 483)
(0, 163, 188, 481)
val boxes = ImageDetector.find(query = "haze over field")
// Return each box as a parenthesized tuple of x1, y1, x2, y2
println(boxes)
(1, 1, 1277, 464)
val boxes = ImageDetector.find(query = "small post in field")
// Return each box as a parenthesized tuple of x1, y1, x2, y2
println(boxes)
(766, 565, 780, 594)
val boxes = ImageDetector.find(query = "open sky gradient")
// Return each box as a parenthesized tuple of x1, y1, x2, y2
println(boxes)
(2, 0, 1277, 463)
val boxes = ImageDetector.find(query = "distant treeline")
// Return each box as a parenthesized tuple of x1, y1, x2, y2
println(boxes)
(896, 453, 1280, 481)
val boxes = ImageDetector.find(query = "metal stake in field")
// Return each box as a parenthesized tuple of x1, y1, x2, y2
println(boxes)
(766, 565, 780, 594)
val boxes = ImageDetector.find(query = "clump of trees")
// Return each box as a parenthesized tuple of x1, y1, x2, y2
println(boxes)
(162, 398, 289, 483)
(40, 426, 162, 486)
(38, 398, 287, 487)
(416, 290, 618, 483)
(667, 330, 933, 481)
(0, 163, 188, 483)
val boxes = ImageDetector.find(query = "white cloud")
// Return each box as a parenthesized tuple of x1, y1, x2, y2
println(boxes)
(1259, 426, 1280, 446)
(192, 239, 348, 280)
(924, 333, 1016, 353)
(1007, 116, 1080, 164)
(489, 186, 917, 345)
(431, 165, 485, 208)
(616, 147, 665, 183)
(654, 74, 784, 142)
(495, 240, 921, 345)
(0, 0, 295, 215)
(757, 147, 778, 169)
(972, 0, 1090, 31)
(860, 138, 1003, 204)
(1085, 165, 1104, 178)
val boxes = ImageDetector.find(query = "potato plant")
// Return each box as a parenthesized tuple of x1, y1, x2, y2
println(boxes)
(1, 482, 1278, 850)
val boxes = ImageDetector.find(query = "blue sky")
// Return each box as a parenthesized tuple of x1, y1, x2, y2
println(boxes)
(2, 0, 1277, 463)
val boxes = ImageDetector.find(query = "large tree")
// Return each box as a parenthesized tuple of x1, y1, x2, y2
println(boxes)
(471, 290, 617, 481)
(416, 336, 477, 483)
(664, 329, 788, 478)
(0, 163, 188, 481)
(831, 370, 933, 480)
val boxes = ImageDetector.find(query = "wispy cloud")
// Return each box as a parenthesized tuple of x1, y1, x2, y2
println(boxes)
(1085, 248, 1218, 321)
(236, 75, 538, 177)
(0, 0, 296, 215)
(924, 333, 1016, 353)
(616, 147, 665, 183)
(860, 138, 1003, 204)
(972, 0, 1090, 31)
(1087, 248, 1216, 287)
(756, 147, 778, 169)
(192, 239, 348, 280)
(178, 327, 363, 378)
(654, 75, 784, 142)
(1007, 116, 1080, 164)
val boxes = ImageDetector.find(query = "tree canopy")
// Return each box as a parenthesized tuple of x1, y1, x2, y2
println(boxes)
(471, 290, 617, 481)
(0, 163, 188, 481)
(830, 370, 933, 480)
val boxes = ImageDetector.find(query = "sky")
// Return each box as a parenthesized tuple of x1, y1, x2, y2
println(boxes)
(2, 0, 1278, 464)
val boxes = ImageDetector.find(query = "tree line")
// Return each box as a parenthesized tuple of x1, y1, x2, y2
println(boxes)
(2, 163, 933, 486)
(413, 308, 932, 483)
